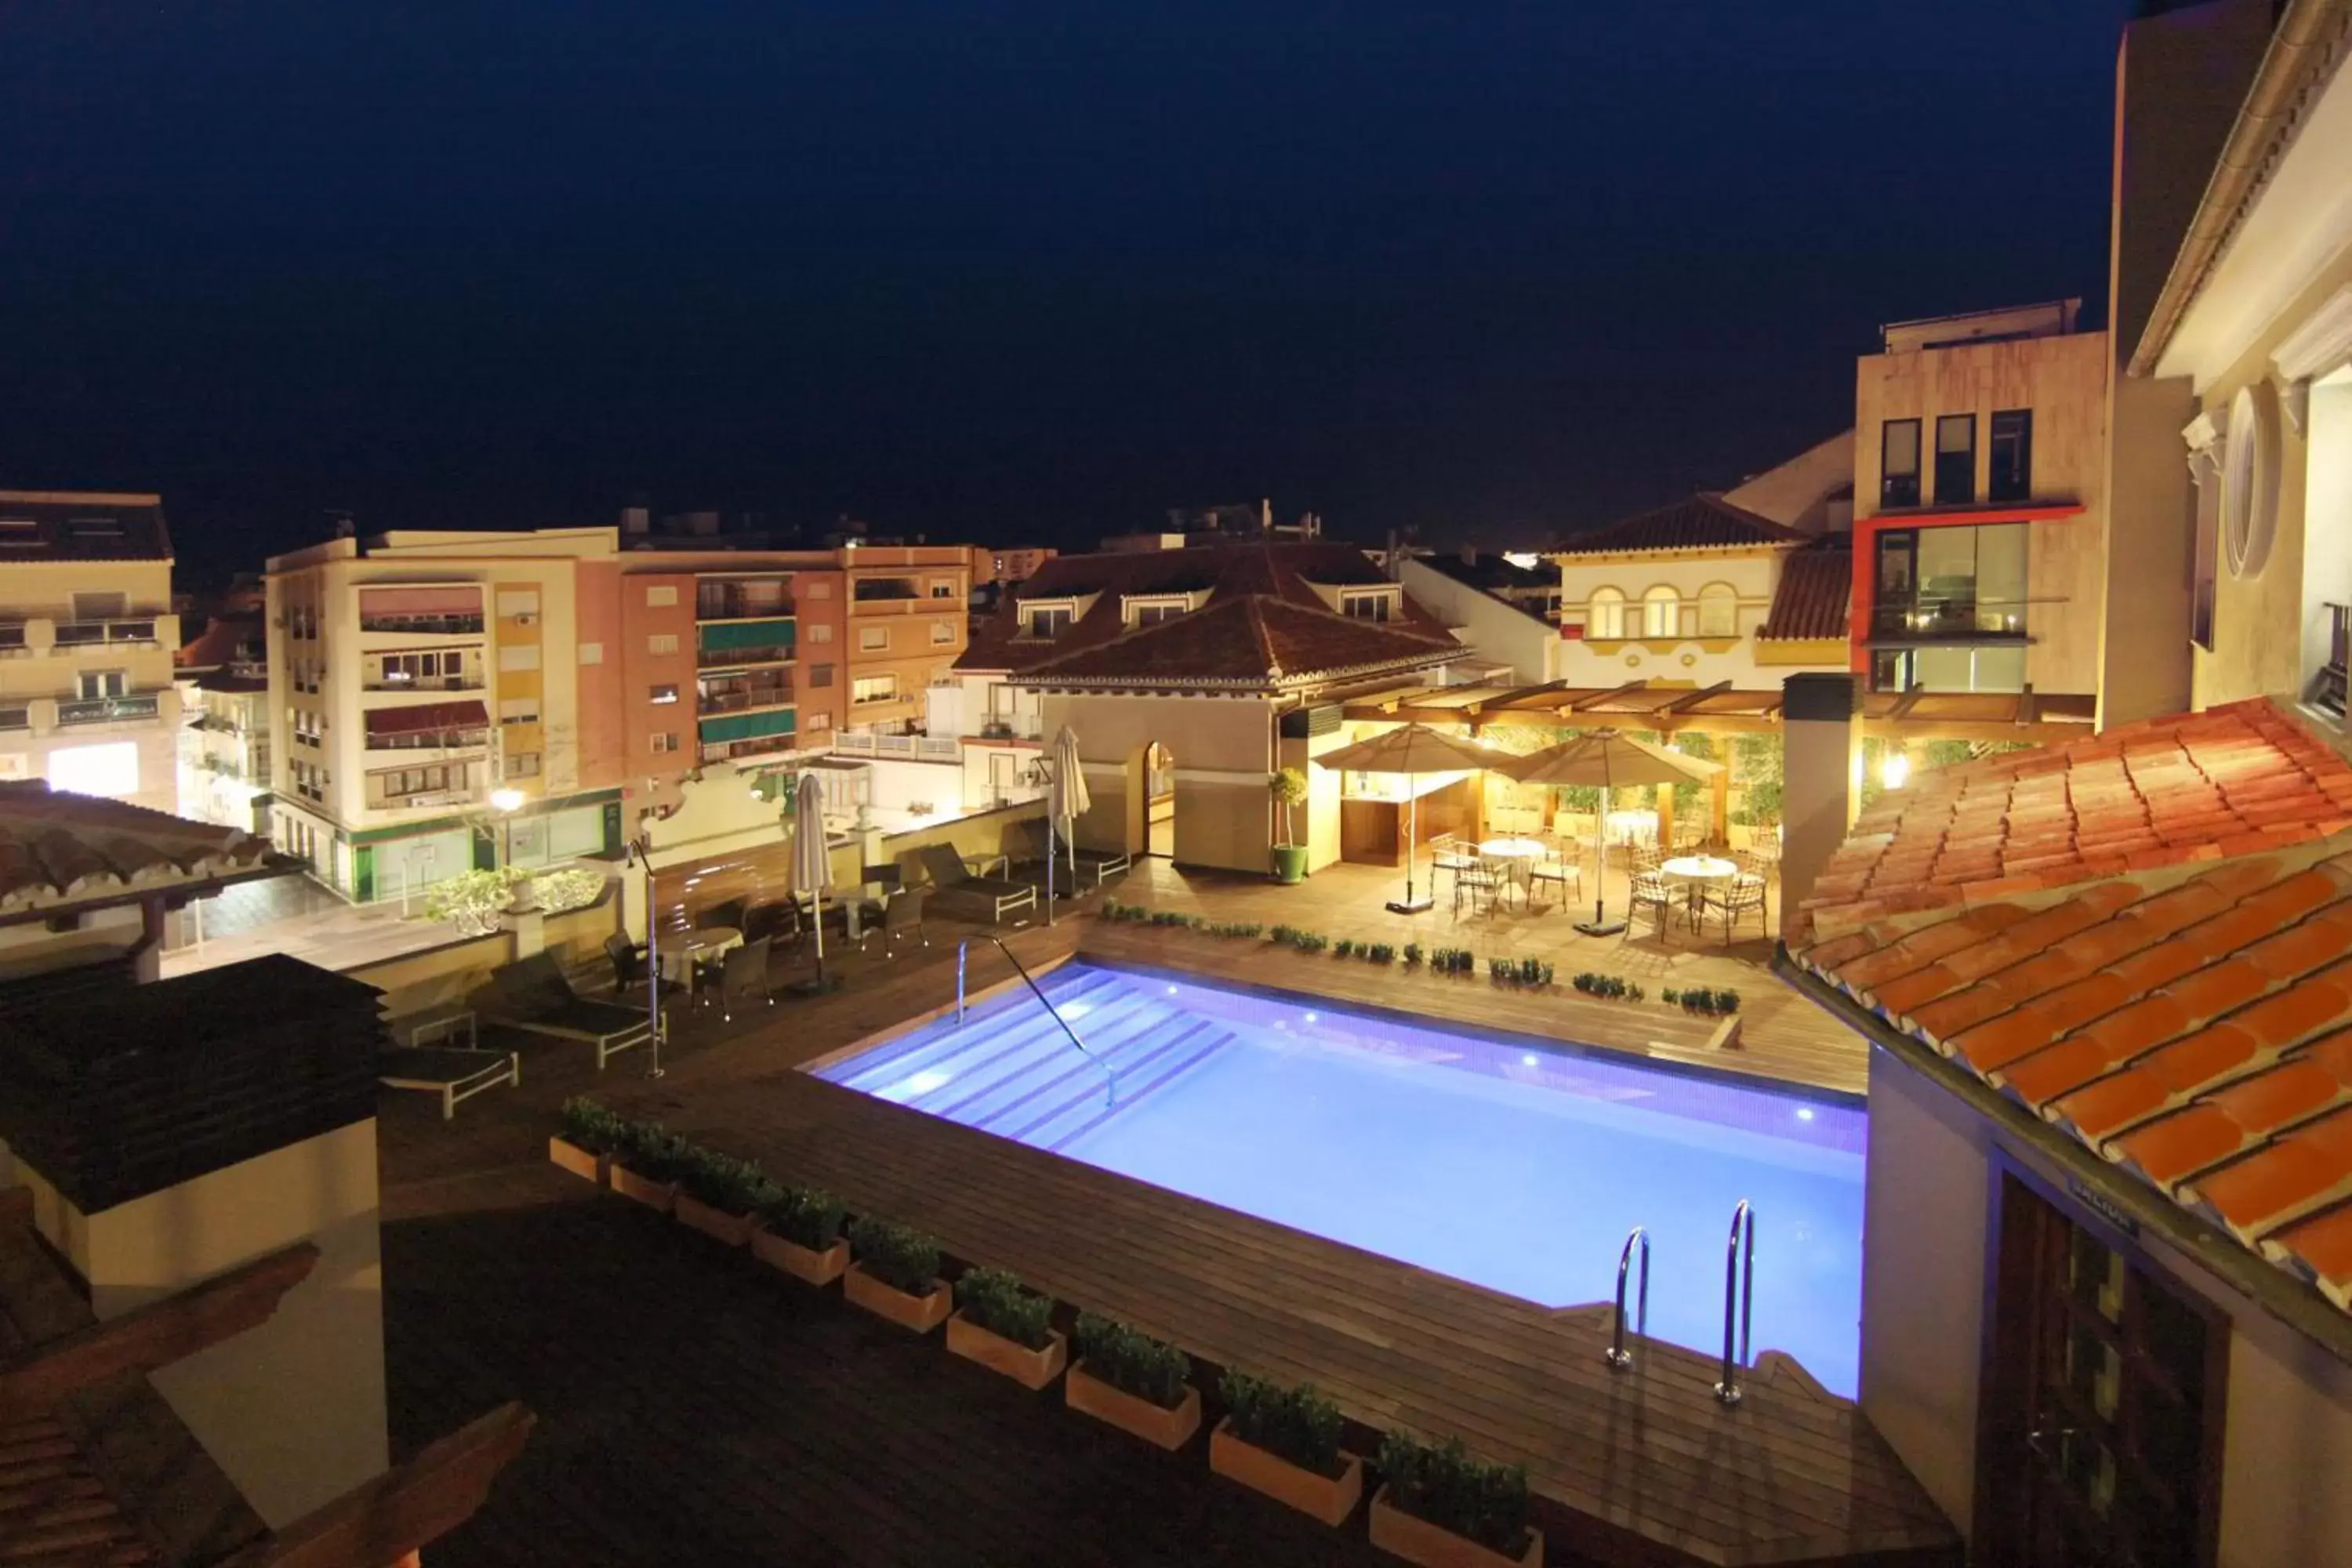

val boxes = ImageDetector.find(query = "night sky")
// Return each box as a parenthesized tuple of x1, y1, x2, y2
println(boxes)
(2, 1, 2133, 579)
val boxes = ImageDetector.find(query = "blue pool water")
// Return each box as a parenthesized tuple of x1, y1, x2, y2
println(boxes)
(814, 961, 1864, 1395)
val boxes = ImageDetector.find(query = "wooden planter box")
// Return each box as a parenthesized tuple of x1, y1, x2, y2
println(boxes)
(1065, 1361, 1201, 1451)
(946, 1313, 1068, 1391)
(548, 1136, 603, 1183)
(843, 1264, 950, 1332)
(1367, 1485, 1542, 1568)
(608, 1163, 678, 1214)
(673, 1194, 757, 1247)
(1209, 1420, 1363, 1526)
(751, 1229, 848, 1287)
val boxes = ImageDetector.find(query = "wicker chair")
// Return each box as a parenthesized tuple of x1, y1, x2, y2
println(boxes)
(1527, 833, 1582, 907)
(715, 936, 775, 1022)
(1627, 869, 1679, 935)
(1428, 833, 1479, 906)
(1698, 875, 1769, 946)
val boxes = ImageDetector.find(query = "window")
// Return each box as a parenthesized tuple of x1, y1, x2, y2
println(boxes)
(73, 592, 127, 622)
(931, 621, 956, 645)
(579, 641, 604, 665)
(651, 733, 680, 754)
(1871, 523, 2029, 646)
(496, 590, 540, 617)
(811, 663, 835, 688)
(1587, 587, 1625, 640)
(1642, 586, 1679, 639)
(1934, 414, 1976, 506)
(1881, 419, 1922, 508)
(1130, 599, 1186, 626)
(807, 623, 833, 644)
(807, 711, 832, 731)
(497, 645, 541, 672)
(2222, 383, 2280, 579)
(78, 670, 128, 700)
(804, 579, 833, 600)
(930, 579, 958, 598)
(858, 626, 889, 652)
(1026, 605, 1073, 638)
(645, 585, 678, 608)
(648, 633, 679, 655)
(506, 752, 542, 779)
(1697, 583, 1737, 638)
(499, 697, 539, 724)
(1988, 411, 2033, 502)
(853, 673, 898, 704)
(1341, 590, 1396, 622)
(649, 684, 678, 705)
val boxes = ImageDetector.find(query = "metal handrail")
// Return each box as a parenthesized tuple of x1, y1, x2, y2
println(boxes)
(1604, 1226, 1649, 1371)
(1715, 1200, 1755, 1406)
(957, 936, 1115, 1105)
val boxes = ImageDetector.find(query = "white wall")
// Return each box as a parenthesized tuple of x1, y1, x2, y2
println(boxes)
(1396, 560, 1548, 684)
(1555, 551, 1841, 687)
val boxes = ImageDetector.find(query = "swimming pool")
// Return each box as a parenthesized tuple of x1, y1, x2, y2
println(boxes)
(814, 960, 1864, 1395)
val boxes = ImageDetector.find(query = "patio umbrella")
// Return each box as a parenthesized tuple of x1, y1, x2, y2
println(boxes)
(1504, 730, 1720, 935)
(1045, 724, 1090, 926)
(792, 771, 833, 983)
(1312, 724, 1498, 914)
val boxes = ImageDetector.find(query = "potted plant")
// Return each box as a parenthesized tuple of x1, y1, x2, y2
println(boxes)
(608, 1122, 696, 1213)
(946, 1267, 1067, 1390)
(1269, 768, 1309, 884)
(1210, 1370, 1362, 1526)
(1369, 1432, 1541, 1568)
(844, 1216, 950, 1332)
(1066, 1312, 1200, 1450)
(673, 1149, 770, 1247)
(551, 1096, 626, 1183)
(751, 1184, 850, 1286)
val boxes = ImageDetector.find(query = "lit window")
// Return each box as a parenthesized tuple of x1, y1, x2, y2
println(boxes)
(931, 621, 955, 645)
(49, 741, 140, 797)
(650, 684, 679, 705)
(1698, 583, 1737, 638)
(506, 752, 542, 778)
(853, 673, 898, 704)
(858, 626, 888, 652)
(1587, 588, 1624, 640)
(1642, 586, 1679, 639)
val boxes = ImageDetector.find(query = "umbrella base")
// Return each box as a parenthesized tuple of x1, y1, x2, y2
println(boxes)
(1385, 897, 1436, 915)
(1573, 919, 1628, 937)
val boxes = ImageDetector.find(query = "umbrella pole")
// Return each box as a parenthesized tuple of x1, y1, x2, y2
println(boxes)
(812, 890, 826, 984)
(1575, 767, 1628, 938)
(1385, 785, 1434, 915)
(1047, 822, 1056, 927)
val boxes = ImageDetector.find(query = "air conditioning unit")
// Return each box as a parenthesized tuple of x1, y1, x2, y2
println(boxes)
(514, 613, 538, 626)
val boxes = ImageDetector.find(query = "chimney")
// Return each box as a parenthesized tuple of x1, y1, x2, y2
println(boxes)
(621, 506, 649, 535)
(1778, 672, 1862, 942)
(1461, 544, 1478, 567)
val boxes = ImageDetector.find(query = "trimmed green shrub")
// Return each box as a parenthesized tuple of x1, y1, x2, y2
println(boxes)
(677, 1149, 771, 1214)
(558, 1096, 629, 1154)
(1428, 946, 1475, 975)
(615, 1121, 699, 1182)
(1073, 1312, 1191, 1408)
(1375, 1431, 1531, 1556)
(1402, 942, 1424, 966)
(1288, 930, 1329, 953)
(956, 1266, 1055, 1350)
(849, 1216, 942, 1294)
(1367, 942, 1396, 964)
(1334, 938, 1356, 957)
(1270, 923, 1297, 944)
(757, 1185, 846, 1251)
(1221, 1370, 1345, 1477)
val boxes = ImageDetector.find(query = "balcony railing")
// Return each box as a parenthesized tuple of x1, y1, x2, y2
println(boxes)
(53, 618, 159, 648)
(366, 728, 491, 752)
(697, 682, 795, 716)
(978, 713, 1043, 740)
(57, 694, 162, 726)
(851, 578, 920, 602)
(363, 673, 485, 693)
(700, 732, 800, 764)
(0, 626, 24, 654)
(0, 706, 27, 732)
(696, 591, 797, 621)
(696, 642, 793, 670)
(1869, 597, 2029, 642)
(359, 614, 485, 636)
(828, 731, 961, 762)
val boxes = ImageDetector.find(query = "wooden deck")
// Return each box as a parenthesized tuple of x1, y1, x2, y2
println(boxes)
(379, 879, 1943, 1566)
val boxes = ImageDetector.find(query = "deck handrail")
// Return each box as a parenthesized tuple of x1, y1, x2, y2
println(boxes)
(956, 936, 1114, 1106)
(1714, 1200, 1755, 1406)
(1604, 1225, 1649, 1371)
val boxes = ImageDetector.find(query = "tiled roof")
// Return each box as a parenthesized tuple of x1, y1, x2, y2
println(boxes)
(0, 782, 278, 919)
(960, 542, 1451, 677)
(1552, 493, 1809, 557)
(1757, 537, 1853, 641)
(0, 492, 172, 562)
(175, 612, 265, 670)
(1020, 593, 1457, 688)
(1795, 699, 2352, 1316)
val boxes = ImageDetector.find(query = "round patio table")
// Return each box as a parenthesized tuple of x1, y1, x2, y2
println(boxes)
(1660, 855, 1738, 927)
(1478, 837, 1548, 909)
(664, 925, 742, 990)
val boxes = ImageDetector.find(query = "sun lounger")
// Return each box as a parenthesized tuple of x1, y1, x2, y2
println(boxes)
(379, 1046, 521, 1120)
(915, 843, 1039, 925)
(1014, 819, 1131, 889)
(482, 953, 654, 1069)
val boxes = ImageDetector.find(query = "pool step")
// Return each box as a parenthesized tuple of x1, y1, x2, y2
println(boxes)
(920, 993, 1175, 1121)
(1040, 1027, 1237, 1153)
(980, 1015, 1221, 1145)
(822, 967, 1123, 1092)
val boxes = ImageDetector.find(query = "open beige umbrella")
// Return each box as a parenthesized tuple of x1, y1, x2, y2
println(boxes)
(1313, 724, 1498, 913)
(1504, 730, 1720, 935)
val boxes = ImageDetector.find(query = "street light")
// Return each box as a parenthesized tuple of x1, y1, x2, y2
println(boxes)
(489, 786, 524, 868)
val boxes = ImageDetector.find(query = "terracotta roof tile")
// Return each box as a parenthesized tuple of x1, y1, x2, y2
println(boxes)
(1552, 492, 1810, 557)
(0, 783, 280, 920)
(1756, 537, 1851, 641)
(1795, 699, 2352, 1323)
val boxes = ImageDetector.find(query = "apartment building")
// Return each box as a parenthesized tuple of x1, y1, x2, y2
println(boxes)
(0, 492, 182, 815)
(1850, 300, 2113, 699)
(266, 528, 967, 900)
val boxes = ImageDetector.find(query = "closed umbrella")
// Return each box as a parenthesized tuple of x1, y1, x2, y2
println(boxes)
(792, 771, 833, 983)
(1045, 724, 1091, 925)
(1313, 724, 1498, 913)
(1504, 730, 1719, 935)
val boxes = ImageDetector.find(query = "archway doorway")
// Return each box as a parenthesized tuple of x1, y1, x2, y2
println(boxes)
(1145, 742, 1176, 857)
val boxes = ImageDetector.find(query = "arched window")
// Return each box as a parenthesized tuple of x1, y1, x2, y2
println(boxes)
(2222, 382, 2279, 580)
(1587, 587, 1624, 640)
(1642, 586, 1681, 640)
(1698, 583, 1737, 638)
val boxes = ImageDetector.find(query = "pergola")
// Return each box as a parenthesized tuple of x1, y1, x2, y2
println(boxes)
(1340, 678, 2095, 848)
(1343, 678, 2097, 745)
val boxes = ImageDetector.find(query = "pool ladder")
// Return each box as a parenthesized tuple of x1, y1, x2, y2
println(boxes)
(955, 936, 1116, 1107)
(1600, 1198, 1755, 1407)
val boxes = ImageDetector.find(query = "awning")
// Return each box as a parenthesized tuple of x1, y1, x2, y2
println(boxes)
(365, 700, 488, 739)
(699, 708, 797, 744)
(699, 618, 795, 652)
(358, 585, 482, 615)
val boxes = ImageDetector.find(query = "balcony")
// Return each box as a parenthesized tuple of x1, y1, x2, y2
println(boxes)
(696, 674, 794, 717)
(978, 713, 1043, 741)
(1867, 597, 2028, 644)
(57, 693, 162, 727)
(358, 612, 485, 636)
(0, 625, 24, 655)
(851, 577, 920, 603)
(0, 706, 27, 732)
(363, 672, 485, 693)
(696, 582, 796, 622)
(53, 618, 160, 648)
(700, 732, 800, 765)
(366, 728, 491, 753)
(828, 731, 961, 762)
(696, 619, 796, 670)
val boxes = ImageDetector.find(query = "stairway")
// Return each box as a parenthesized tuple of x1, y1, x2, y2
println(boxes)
(817, 966, 1237, 1154)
